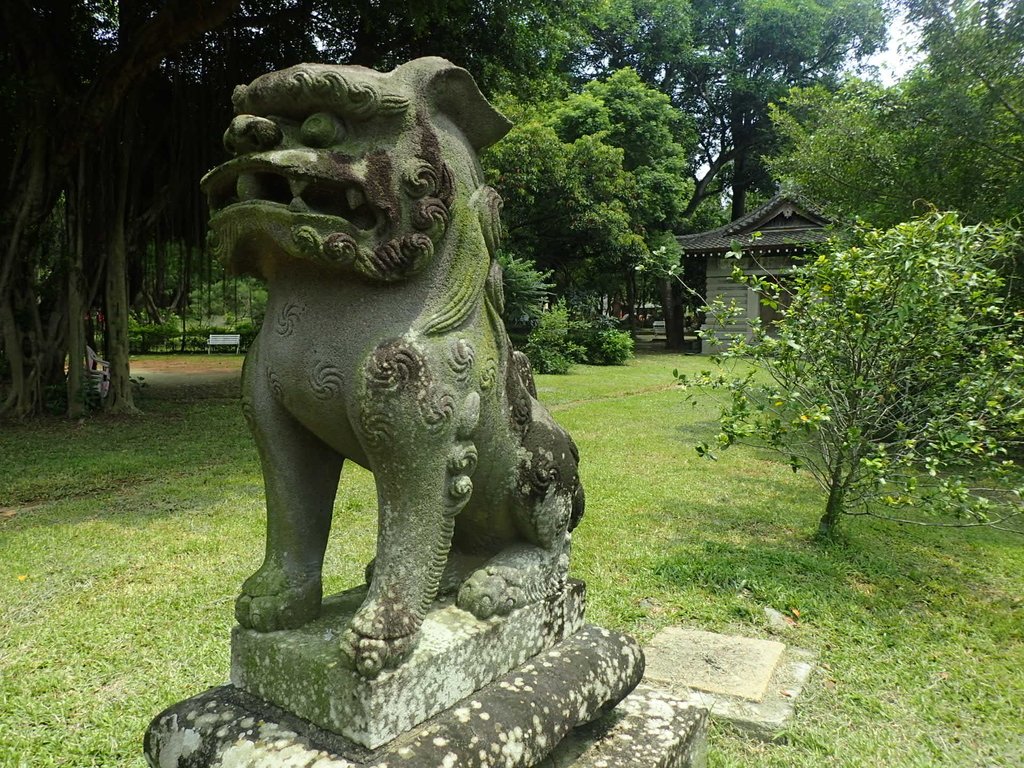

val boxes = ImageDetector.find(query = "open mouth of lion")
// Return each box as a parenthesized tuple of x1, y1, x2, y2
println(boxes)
(204, 165, 381, 233)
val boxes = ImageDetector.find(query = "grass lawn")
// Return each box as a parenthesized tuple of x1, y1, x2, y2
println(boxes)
(1, 352, 1022, 767)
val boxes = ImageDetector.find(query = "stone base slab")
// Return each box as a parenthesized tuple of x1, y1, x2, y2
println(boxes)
(232, 581, 585, 748)
(145, 624, 654, 768)
(643, 627, 816, 741)
(540, 684, 708, 768)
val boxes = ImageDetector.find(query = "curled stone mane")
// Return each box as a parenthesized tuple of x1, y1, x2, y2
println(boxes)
(232, 64, 410, 121)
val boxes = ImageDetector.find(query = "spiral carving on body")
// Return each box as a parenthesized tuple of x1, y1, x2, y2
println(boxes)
(310, 361, 344, 400)
(275, 302, 303, 337)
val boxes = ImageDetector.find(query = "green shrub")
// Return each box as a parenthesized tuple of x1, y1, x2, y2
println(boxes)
(498, 252, 552, 332)
(683, 211, 1024, 537)
(234, 321, 261, 349)
(523, 301, 584, 374)
(128, 320, 182, 353)
(569, 321, 634, 365)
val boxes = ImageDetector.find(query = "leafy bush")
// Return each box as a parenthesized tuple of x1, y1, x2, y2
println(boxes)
(497, 252, 552, 331)
(569, 317, 634, 365)
(128, 320, 182, 353)
(127, 319, 262, 353)
(523, 300, 584, 374)
(594, 328, 635, 364)
(681, 212, 1024, 537)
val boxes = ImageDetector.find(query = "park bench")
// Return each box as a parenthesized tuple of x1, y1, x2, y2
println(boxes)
(652, 320, 667, 339)
(85, 345, 110, 398)
(207, 333, 242, 353)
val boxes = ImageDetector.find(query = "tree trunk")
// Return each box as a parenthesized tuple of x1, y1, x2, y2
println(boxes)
(0, 298, 28, 415)
(155, 238, 167, 306)
(103, 108, 139, 414)
(625, 267, 638, 333)
(661, 278, 685, 350)
(0, 0, 240, 418)
(0, 131, 51, 418)
(731, 149, 748, 221)
(817, 472, 846, 539)
(66, 246, 86, 418)
(105, 218, 139, 414)
(66, 153, 87, 418)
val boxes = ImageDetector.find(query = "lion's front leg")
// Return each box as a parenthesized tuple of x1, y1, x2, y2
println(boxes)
(340, 464, 457, 677)
(236, 348, 343, 632)
(344, 339, 479, 677)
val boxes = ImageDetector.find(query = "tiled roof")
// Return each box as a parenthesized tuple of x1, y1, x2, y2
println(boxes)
(677, 194, 834, 255)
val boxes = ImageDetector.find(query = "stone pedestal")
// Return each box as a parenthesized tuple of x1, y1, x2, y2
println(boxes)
(146, 582, 709, 767)
(231, 582, 585, 748)
(146, 625, 710, 768)
(540, 684, 708, 768)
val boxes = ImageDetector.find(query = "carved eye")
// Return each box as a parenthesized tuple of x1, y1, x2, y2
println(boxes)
(300, 112, 343, 147)
(223, 115, 282, 155)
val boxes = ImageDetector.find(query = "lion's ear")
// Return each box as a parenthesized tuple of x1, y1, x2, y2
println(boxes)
(397, 57, 512, 151)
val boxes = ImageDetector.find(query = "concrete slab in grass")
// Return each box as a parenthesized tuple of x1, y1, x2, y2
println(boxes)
(643, 627, 816, 741)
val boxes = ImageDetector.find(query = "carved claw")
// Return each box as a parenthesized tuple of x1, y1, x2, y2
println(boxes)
(340, 598, 422, 678)
(340, 626, 417, 678)
(457, 566, 528, 619)
(235, 563, 322, 632)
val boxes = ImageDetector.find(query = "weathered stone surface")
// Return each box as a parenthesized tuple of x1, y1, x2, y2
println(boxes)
(202, 56, 587, 681)
(232, 581, 586, 748)
(145, 625, 645, 768)
(643, 628, 816, 741)
(540, 684, 708, 768)
(643, 628, 785, 702)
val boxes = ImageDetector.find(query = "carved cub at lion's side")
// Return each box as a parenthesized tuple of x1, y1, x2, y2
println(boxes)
(202, 58, 584, 678)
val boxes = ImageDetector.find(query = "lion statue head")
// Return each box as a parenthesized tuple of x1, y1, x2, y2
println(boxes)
(201, 58, 510, 287)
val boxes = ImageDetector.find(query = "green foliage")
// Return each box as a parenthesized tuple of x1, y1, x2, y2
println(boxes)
(485, 107, 638, 281)
(484, 69, 695, 301)
(558, 69, 695, 174)
(583, 0, 886, 217)
(584, 328, 635, 366)
(568, 316, 635, 366)
(127, 318, 261, 354)
(770, 72, 1024, 227)
(187, 276, 268, 328)
(497, 251, 553, 330)
(772, 0, 1024, 228)
(681, 212, 1024, 537)
(128, 319, 183, 354)
(523, 300, 584, 374)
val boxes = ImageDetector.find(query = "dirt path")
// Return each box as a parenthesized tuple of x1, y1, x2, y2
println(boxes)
(131, 354, 244, 387)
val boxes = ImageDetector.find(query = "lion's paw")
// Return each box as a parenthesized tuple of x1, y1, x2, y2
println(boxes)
(340, 600, 421, 678)
(457, 566, 528, 619)
(235, 564, 321, 632)
(340, 628, 418, 678)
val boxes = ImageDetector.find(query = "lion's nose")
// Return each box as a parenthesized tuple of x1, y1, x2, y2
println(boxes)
(223, 115, 283, 156)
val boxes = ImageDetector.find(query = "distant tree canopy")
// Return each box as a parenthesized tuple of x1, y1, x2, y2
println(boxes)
(770, 0, 1024, 228)
(582, 0, 887, 221)
(484, 69, 695, 316)
(0, 0, 892, 417)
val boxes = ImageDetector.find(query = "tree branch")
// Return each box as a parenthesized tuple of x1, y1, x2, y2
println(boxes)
(66, 0, 242, 169)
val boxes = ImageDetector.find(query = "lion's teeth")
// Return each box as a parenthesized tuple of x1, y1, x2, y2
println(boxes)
(346, 187, 366, 210)
(289, 197, 309, 213)
(289, 178, 309, 197)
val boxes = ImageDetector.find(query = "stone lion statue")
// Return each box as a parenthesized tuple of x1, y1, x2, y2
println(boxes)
(201, 58, 584, 678)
